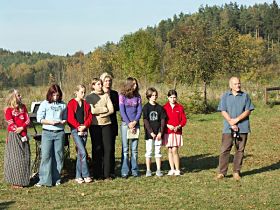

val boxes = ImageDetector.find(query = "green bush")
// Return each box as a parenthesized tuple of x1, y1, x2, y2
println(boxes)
(0, 113, 6, 129)
(183, 90, 206, 114)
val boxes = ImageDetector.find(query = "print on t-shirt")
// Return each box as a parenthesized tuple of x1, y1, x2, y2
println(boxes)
(149, 111, 158, 121)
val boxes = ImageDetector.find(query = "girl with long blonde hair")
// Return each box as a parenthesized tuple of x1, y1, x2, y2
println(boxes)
(4, 89, 31, 188)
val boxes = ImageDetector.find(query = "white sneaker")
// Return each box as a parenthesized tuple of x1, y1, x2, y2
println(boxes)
(167, 170, 175, 176)
(35, 183, 42, 187)
(84, 177, 92, 183)
(156, 170, 163, 177)
(174, 170, 181, 176)
(146, 170, 152, 177)
(75, 178, 84, 184)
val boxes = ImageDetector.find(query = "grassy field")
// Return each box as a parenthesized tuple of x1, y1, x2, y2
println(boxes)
(0, 102, 279, 210)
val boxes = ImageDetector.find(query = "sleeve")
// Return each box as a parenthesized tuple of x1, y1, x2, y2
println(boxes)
(163, 105, 170, 125)
(67, 101, 80, 129)
(90, 105, 108, 114)
(135, 96, 142, 122)
(160, 118, 165, 133)
(112, 91, 119, 112)
(245, 94, 254, 111)
(179, 106, 187, 127)
(142, 105, 153, 134)
(22, 105, 30, 128)
(99, 95, 114, 117)
(62, 103, 67, 120)
(159, 107, 166, 132)
(83, 102, 93, 128)
(119, 94, 130, 124)
(36, 101, 46, 123)
(144, 119, 153, 134)
(217, 93, 227, 112)
(4, 108, 17, 131)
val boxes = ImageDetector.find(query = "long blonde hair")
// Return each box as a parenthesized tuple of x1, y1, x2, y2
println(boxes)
(100, 72, 113, 82)
(5, 89, 23, 110)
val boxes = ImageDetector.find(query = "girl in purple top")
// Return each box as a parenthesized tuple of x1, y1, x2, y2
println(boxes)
(119, 77, 142, 178)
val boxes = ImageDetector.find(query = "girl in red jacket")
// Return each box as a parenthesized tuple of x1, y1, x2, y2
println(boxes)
(163, 90, 187, 176)
(4, 89, 31, 188)
(67, 85, 93, 184)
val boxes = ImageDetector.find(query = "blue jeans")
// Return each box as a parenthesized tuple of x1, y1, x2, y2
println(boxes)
(71, 129, 90, 179)
(121, 122, 139, 176)
(38, 130, 64, 186)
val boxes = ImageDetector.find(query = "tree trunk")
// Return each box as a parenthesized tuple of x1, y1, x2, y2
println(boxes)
(203, 80, 208, 112)
(173, 77, 177, 90)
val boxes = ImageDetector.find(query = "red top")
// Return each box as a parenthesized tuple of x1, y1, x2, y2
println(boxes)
(67, 98, 92, 129)
(4, 105, 30, 137)
(163, 102, 187, 134)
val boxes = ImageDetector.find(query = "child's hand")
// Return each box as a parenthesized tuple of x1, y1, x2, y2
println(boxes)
(128, 121, 136, 129)
(15, 127, 24, 134)
(174, 125, 181, 132)
(52, 120, 60, 125)
(60, 120, 67, 125)
(151, 132, 156, 139)
(131, 128, 136, 134)
(78, 125, 86, 131)
(156, 133, 161, 140)
(167, 124, 174, 130)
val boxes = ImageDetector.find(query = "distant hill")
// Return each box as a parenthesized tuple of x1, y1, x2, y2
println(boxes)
(0, 48, 57, 69)
(1, 1, 280, 90)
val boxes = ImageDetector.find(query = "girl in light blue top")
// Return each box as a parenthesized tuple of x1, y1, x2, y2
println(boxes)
(36, 84, 67, 187)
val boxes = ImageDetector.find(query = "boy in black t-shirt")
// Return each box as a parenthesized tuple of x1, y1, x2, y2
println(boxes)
(142, 87, 166, 177)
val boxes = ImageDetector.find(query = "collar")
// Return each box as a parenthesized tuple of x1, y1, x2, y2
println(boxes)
(228, 90, 243, 96)
(92, 90, 104, 95)
(166, 102, 178, 109)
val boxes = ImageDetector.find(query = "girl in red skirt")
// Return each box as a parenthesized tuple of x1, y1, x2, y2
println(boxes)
(163, 90, 187, 176)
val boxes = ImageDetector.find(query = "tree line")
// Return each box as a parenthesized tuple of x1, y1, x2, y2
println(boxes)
(1, 1, 280, 105)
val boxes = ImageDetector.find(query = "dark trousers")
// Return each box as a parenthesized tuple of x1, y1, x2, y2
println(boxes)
(89, 124, 112, 179)
(218, 133, 248, 175)
(110, 135, 116, 176)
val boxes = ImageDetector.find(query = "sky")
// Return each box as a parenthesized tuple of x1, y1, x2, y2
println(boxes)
(0, 0, 275, 55)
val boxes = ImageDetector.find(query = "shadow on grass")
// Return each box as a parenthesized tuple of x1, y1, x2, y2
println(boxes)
(136, 153, 254, 175)
(62, 158, 124, 181)
(0, 201, 15, 209)
(61, 158, 77, 183)
(182, 154, 219, 173)
(136, 153, 220, 175)
(59, 153, 264, 179)
(242, 161, 280, 177)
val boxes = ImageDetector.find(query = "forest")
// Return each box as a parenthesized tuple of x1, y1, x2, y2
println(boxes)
(1, 1, 280, 104)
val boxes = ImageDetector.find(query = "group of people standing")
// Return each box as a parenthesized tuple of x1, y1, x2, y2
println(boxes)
(3, 75, 253, 188)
